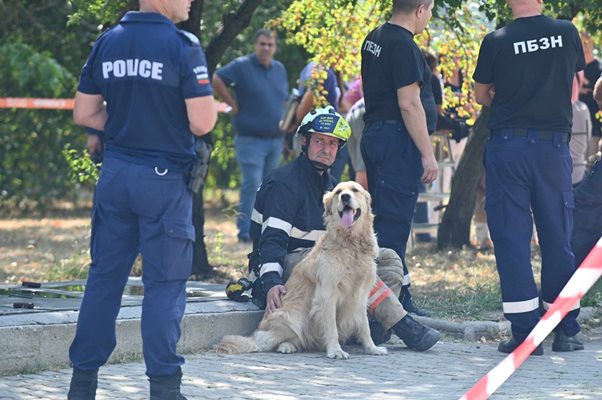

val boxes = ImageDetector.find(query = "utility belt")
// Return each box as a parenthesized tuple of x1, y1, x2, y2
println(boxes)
(490, 128, 570, 144)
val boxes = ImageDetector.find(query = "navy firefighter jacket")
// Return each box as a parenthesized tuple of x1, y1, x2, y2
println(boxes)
(249, 154, 337, 293)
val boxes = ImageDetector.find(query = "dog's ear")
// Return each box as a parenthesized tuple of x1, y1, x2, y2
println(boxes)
(362, 187, 372, 205)
(323, 191, 334, 216)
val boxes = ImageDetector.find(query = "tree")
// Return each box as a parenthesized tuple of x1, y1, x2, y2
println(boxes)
(275, 0, 602, 249)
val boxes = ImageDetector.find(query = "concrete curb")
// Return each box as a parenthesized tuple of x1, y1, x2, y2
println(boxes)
(415, 306, 599, 341)
(0, 300, 263, 376)
(0, 279, 598, 377)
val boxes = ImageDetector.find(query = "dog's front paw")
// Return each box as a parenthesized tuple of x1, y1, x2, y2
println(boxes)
(327, 347, 350, 359)
(277, 342, 298, 354)
(365, 345, 387, 355)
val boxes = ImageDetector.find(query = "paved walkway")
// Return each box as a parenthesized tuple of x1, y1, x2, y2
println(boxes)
(1, 326, 601, 400)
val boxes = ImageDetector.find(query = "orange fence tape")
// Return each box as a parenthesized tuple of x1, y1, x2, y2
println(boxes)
(0, 98, 74, 110)
(0, 98, 230, 112)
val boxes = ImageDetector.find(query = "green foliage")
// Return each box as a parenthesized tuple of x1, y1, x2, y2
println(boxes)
(0, 41, 85, 212)
(68, 0, 130, 26)
(206, 115, 240, 190)
(62, 145, 99, 184)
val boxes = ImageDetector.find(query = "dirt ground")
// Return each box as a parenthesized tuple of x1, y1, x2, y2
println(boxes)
(0, 204, 509, 320)
(0, 206, 251, 285)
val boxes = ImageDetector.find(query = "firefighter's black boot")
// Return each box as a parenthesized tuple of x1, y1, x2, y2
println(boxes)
(149, 369, 188, 400)
(67, 368, 98, 400)
(392, 314, 440, 351)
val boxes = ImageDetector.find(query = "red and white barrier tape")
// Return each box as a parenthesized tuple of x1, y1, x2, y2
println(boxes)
(460, 236, 602, 400)
(0, 97, 74, 109)
(0, 97, 230, 112)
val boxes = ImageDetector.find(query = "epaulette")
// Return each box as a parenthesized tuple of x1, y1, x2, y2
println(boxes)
(177, 29, 200, 46)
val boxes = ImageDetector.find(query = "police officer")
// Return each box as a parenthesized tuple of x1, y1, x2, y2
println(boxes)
(360, 0, 438, 316)
(249, 107, 440, 352)
(473, 0, 585, 355)
(69, 0, 217, 398)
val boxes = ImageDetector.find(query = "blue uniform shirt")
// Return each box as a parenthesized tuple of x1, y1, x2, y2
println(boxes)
(78, 12, 213, 172)
(216, 54, 288, 138)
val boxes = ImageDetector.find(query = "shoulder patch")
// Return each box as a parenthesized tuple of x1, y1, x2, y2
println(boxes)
(177, 29, 200, 46)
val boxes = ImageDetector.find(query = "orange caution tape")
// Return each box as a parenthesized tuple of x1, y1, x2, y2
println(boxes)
(0, 97, 230, 112)
(0, 98, 74, 110)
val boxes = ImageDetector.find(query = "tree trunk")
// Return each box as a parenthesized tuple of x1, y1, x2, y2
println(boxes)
(178, 0, 204, 38)
(437, 107, 491, 249)
(179, 1, 263, 277)
(204, 0, 264, 73)
(191, 188, 212, 278)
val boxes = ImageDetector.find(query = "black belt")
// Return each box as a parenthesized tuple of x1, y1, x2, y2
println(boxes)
(491, 128, 569, 143)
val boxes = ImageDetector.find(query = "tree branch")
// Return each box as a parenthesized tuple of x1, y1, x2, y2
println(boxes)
(204, 0, 264, 74)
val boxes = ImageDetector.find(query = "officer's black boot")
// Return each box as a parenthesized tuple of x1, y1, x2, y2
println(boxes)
(67, 368, 98, 400)
(392, 314, 440, 351)
(400, 287, 431, 317)
(149, 369, 188, 400)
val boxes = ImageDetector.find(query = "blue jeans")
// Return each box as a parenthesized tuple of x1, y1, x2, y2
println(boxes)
(235, 135, 284, 238)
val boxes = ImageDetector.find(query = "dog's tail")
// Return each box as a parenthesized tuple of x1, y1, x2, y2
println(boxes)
(216, 330, 279, 355)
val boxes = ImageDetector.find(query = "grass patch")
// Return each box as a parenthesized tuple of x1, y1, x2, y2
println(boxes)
(1, 192, 599, 322)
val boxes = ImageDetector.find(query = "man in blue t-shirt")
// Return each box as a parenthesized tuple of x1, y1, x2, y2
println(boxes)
(473, 0, 585, 356)
(69, 0, 217, 398)
(360, 0, 438, 317)
(212, 29, 289, 243)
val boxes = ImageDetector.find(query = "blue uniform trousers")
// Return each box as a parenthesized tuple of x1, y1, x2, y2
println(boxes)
(485, 130, 580, 342)
(69, 157, 195, 377)
(361, 120, 422, 287)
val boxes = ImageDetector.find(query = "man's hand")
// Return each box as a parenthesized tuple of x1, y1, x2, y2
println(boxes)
(420, 155, 438, 184)
(87, 135, 102, 158)
(265, 284, 287, 316)
(227, 103, 239, 116)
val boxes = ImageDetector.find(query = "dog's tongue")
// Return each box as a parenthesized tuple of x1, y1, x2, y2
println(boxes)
(341, 209, 355, 228)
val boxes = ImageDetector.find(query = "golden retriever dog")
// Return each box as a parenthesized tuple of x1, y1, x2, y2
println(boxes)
(216, 181, 387, 359)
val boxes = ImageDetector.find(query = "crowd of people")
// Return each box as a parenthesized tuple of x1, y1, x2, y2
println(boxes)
(67, 0, 602, 398)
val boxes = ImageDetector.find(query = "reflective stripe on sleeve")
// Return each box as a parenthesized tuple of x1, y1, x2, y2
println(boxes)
(251, 208, 263, 225)
(290, 227, 324, 242)
(259, 262, 283, 277)
(262, 217, 292, 234)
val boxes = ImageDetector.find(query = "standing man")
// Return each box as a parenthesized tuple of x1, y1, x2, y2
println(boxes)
(360, 0, 438, 316)
(212, 29, 289, 243)
(69, 0, 217, 398)
(473, 0, 585, 355)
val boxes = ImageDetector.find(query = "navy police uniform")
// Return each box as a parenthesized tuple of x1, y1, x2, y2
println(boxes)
(70, 12, 213, 378)
(360, 23, 437, 290)
(473, 15, 585, 342)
